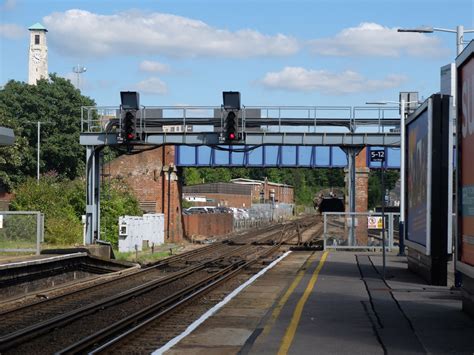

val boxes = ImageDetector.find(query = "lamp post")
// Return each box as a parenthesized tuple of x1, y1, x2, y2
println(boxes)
(72, 64, 87, 90)
(25, 121, 52, 182)
(36, 121, 40, 182)
(398, 25, 474, 56)
(366, 99, 420, 256)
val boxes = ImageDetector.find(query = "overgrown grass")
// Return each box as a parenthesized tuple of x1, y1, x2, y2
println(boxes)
(114, 244, 182, 264)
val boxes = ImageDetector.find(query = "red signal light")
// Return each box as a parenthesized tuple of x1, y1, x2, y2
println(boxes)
(127, 133, 135, 140)
(229, 133, 236, 140)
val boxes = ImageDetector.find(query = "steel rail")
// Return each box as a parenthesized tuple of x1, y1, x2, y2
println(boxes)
(59, 241, 287, 354)
(0, 220, 284, 317)
(0, 242, 225, 317)
(0, 244, 252, 352)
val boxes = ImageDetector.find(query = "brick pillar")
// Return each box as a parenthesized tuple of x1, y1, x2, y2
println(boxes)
(345, 148, 369, 245)
(107, 146, 184, 244)
(159, 146, 183, 243)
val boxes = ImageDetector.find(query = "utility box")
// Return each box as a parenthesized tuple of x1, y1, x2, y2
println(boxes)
(118, 213, 165, 253)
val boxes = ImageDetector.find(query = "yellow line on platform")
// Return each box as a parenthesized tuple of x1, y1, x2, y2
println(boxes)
(262, 252, 319, 336)
(277, 251, 329, 355)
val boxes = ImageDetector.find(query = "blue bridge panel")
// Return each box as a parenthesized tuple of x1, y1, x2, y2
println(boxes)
(176, 145, 401, 169)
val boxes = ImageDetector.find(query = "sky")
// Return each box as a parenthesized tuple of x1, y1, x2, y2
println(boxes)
(0, 0, 473, 108)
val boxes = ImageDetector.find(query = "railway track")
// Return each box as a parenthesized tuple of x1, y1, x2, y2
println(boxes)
(0, 215, 320, 354)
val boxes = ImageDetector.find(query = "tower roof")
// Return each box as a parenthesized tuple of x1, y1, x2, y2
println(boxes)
(28, 23, 47, 32)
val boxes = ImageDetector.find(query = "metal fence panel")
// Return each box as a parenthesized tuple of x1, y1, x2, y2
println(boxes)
(0, 211, 44, 255)
(233, 203, 294, 232)
(323, 212, 399, 250)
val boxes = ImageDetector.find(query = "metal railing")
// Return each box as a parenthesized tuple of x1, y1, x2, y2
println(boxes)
(0, 211, 44, 255)
(80, 105, 401, 136)
(233, 203, 294, 232)
(323, 212, 399, 250)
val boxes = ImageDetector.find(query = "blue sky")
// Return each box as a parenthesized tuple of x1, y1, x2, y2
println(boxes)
(1, 0, 473, 107)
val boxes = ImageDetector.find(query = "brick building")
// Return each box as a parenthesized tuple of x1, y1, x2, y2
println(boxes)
(183, 182, 252, 208)
(230, 178, 294, 204)
(106, 146, 183, 243)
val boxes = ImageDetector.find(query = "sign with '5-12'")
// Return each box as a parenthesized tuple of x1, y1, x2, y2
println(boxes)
(370, 149, 385, 162)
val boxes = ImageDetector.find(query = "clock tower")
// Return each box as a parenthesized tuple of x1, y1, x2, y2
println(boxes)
(28, 22, 48, 85)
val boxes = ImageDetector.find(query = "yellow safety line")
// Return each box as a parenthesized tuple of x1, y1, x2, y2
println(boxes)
(278, 251, 329, 355)
(262, 252, 319, 336)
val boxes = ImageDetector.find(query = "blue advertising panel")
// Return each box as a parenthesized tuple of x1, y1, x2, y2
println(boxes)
(406, 109, 429, 247)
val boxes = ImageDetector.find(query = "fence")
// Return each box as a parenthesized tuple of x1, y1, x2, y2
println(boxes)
(234, 203, 294, 231)
(183, 213, 233, 239)
(0, 211, 44, 255)
(323, 212, 399, 250)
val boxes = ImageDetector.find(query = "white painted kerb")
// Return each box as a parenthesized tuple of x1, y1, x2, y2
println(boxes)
(153, 250, 292, 355)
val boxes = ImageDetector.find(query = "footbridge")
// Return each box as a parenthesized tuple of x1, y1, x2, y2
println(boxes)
(80, 103, 401, 244)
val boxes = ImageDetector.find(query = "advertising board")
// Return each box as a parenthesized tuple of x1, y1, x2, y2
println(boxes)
(458, 42, 474, 269)
(406, 108, 430, 250)
(405, 93, 451, 285)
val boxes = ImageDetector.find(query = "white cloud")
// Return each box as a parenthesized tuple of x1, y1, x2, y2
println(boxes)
(0, 23, 26, 39)
(135, 77, 167, 95)
(139, 60, 169, 73)
(260, 66, 407, 95)
(1, 0, 17, 11)
(43, 9, 299, 58)
(309, 22, 445, 57)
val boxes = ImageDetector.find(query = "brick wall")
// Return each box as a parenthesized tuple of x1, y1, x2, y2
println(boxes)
(106, 146, 183, 243)
(245, 182, 294, 204)
(182, 213, 233, 238)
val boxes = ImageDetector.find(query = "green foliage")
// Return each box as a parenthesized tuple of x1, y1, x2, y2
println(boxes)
(10, 175, 83, 244)
(183, 167, 202, 185)
(0, 74, 95, 191)
(9, 175, 141, 246)
(368, 170, 400, 209)
(181, 199, 192, 209)
(100, 178, 142, 246)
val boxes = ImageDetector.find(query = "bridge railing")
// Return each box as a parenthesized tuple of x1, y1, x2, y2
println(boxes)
(80, 105, 401, 136)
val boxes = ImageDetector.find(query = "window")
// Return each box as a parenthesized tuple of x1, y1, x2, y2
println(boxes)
(35, 35, 40, 45)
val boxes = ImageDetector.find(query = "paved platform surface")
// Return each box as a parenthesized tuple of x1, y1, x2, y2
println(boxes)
(166, 250, 474, 354)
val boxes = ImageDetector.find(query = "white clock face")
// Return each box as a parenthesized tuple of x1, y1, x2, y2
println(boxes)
(32, 50, 41, 64)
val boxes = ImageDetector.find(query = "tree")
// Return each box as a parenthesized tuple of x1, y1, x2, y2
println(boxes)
(368, 170, 400, 209)
(182, 167, 202, 185)
(0, 74, 95, 191)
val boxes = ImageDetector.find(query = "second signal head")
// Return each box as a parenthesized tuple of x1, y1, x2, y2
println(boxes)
(224, 111, 238, 142)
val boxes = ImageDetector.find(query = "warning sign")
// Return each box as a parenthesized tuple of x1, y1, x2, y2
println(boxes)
(368, 216, 383, 229)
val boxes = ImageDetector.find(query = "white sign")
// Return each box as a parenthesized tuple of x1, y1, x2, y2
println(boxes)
(345, 217, 358, 227)
(163, 125, 192, 133)
(184, 196, 206, 202)
(368, 216, 383, 229)
(0, 215, 3, 228)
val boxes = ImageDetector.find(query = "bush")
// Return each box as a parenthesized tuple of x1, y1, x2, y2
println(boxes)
(10, 175, 142, 246)
(11, 175, 82, 244)
(100, 178, 142, 246)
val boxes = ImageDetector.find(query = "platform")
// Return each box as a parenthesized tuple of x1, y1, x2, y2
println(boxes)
(165, 251, 474, 354)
